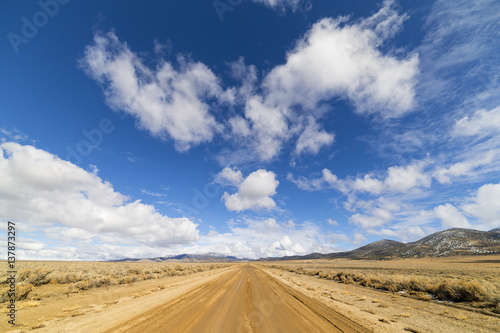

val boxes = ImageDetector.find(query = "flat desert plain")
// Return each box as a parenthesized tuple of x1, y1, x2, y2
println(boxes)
(1, 256, 499, 332)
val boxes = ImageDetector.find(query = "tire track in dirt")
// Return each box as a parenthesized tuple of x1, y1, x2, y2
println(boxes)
(106, 264, 370, 333)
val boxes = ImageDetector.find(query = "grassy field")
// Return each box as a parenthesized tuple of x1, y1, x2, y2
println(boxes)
(259, 255, 500, 314)
(0, 261, 231, 304)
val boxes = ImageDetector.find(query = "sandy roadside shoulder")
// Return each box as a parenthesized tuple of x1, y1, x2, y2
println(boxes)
(3, 265, 238, 333)
(261, 266, 500, 333)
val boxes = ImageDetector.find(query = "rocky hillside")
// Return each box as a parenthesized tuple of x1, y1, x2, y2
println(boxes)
(398, 228, 500, 257)
(261, 227, 500, 261)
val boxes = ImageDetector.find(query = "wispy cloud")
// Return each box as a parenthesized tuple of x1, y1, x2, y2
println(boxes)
(141, 189, 168, 197)
(417, 0, 500, 113)
(251, 0, 308, 12)
(0, 128, 28, 142)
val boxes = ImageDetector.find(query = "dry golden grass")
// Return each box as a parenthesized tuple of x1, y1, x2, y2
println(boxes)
(0, 261, 232, 304)
(18, 299, 40, 309)
(260, 255, 500, 313)
(30, 322, 46, 329)
(104, 300, 119, 307)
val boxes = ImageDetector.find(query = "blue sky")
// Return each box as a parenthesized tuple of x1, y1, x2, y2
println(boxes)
(1, 0, 499, 260)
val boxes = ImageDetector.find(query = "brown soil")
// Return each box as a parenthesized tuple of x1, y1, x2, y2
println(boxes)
(103, 264, 369, 333)
(263, 264, 500, 333)
(3, 265, 236, 332)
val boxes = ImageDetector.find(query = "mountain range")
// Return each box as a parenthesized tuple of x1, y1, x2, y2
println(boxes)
(111, 252, 247, 262)
(111, 227, 500, 262)
(260, 227, 500, 261)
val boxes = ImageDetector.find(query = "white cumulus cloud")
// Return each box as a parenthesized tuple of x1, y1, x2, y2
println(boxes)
(82, 1, 419, 163)
(80, 31, 232, 152)
(295, 116, 335, 155)
(214, 167, 244, 187)
(221, 169, 279, 211)
(263, 0, 418, 118)
(162, 218, 330, 259)
(0, 142, 200, 249)
(462, 182, 500, 228)
(349, 205, 397, 229)
(243, 97, 290, 161)
(432, 203, 471, 229)
(290, 162, 431, 195)
(384, 163, 432, 193)
(453, 105, 500, 137)
(353, 233, 368, 245)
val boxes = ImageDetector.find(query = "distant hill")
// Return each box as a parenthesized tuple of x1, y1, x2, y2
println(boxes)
(154, 253, 245, 262)
(398, 228, 500, 257)
(110, 228, 500, 262)
(260, 228, 500, 261)
(111, 252, 247, 262)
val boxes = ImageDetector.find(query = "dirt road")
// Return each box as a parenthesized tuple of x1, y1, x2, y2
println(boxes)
(105, 264, 369, 333)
